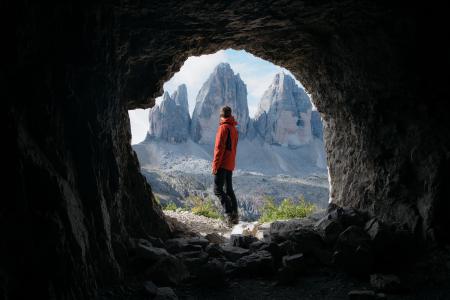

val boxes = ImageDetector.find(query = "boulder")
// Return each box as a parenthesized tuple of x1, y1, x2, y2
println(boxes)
(154, 287, 178, 300)
(251, 242, 282, 262)
(282, 253, 306, 270)
(197, 259, 226, 287)
(142, 281, 158, 297)
(220, 245, 250, 261)
(165, 238, 204, 254)
(336, 225, 371, 251)
(135, 244, 171, 262)
(277, 240, 295, 256)
(129, 239, 172, 273)
(347, 290, 376, 300)
(204, 232, 226, 244)
(269, 218, 315, 242)
(176, 250, 209, 274)
(370, 274, 402, 293)
(289, 228, 324, 255)
(315, 217, 344, 245)
(327, 205, 367, 228)
(249, 241, 266, 252)
(205, 243, 225, 258)
(146, 236, 166, 248)
(146, 255, 189, 286)
(230, 234, 258, 249)
(235, 250, 275, 276)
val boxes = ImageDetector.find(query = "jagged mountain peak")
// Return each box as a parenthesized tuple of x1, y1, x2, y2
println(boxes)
(147, 84, 191, 143)
(254, 72, 313, 147)
(171, 84, 188, 111)
(190, 63, 250, 144)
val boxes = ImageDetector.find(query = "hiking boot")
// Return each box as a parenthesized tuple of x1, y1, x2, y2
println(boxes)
(230, 211, 239, 225)
(225, 213, 236, 227)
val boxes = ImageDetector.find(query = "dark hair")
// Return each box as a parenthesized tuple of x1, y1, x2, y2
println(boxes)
(220, 106, 232, 118)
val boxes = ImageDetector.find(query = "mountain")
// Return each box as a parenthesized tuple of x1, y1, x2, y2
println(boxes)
(191, 63, 250, 144)
(134, 64, 328, 220)
(147, 84, 190, 143)
(254, 72, 313, 147)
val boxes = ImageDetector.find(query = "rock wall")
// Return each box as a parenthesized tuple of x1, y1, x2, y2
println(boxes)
(5, 0, 449, 299)
(254, 73, 313, 147)
(147, 85, 190, 143)
(4, 2, 171, 299)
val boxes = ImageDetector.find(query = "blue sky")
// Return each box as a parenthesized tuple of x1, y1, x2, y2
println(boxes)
(128, 49, 306, 144)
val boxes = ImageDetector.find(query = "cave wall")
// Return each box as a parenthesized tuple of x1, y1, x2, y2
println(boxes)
(4, 2, 170, 299)
(4, 0, 449, 299)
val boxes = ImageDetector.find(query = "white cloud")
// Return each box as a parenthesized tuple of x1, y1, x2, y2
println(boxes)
(128, 109, 148, 144)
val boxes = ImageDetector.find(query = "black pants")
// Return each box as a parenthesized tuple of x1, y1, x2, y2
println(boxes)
(213, 168, 238, 215)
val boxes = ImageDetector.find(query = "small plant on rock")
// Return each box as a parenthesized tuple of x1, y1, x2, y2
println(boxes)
(259, 195, 316, 222)
(186, 196, 222, 219)
(162, 201, 177, 211)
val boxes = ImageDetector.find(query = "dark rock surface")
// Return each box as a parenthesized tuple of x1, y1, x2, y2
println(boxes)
(230, 234, 259, 249)
(370, 274, 402, 293)
(235, 250, 275, 277)
(5, 0, 450, 299)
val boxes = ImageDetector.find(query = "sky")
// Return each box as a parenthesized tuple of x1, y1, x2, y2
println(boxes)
(128, 49, 307, 145)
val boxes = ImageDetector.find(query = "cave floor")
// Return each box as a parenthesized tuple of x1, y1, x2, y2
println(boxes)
(98, 267, 450, 300)
(175, 269, 450, 300)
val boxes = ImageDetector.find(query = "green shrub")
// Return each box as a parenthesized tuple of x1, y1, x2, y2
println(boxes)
(186, 196, 222, 219)
(162, 201, 177, 211)
(259, 195, 316, 223)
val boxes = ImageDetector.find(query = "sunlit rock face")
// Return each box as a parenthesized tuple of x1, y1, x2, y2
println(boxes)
(254, 73, 313, 147)
(310, 111, 324, 140)
(191, 63, 250, 144)
(147, 84, 190, 143)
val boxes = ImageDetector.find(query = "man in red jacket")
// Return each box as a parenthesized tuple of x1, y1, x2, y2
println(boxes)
(212, 106, 239, 226)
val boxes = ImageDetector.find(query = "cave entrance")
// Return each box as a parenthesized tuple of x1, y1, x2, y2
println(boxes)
(128, 49, 330, 232)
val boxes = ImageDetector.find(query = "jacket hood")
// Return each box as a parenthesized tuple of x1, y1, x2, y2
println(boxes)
(220, 116, 238, 126)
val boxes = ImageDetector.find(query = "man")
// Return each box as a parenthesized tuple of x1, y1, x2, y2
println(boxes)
(212, 106, 239, 226)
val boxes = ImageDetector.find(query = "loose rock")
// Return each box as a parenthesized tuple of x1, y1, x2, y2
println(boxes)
(236, 250, 275, 276)
(230, 234, 258, 249)
(146, 255, 189, 286)
(220, 245, 250, 261)
(370, 273, 402, 293)
(155, 287, 178, 300)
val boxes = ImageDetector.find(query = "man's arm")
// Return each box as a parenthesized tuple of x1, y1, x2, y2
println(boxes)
(212, 125, 226, 174)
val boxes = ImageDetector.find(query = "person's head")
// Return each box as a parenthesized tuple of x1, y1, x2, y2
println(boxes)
(220, 106, 232, 118)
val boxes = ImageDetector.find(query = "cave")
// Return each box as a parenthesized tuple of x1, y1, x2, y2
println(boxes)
(4, 1, 449, 299)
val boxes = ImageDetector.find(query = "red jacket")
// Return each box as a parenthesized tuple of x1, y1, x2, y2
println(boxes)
(212, 116, 239, 172)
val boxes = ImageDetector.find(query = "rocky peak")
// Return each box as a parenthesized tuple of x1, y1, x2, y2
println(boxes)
(147, 86, 191, 143)
(191, 63, 250, 144)
(254, 72, 313, 147)
(172, 84, 189, 112)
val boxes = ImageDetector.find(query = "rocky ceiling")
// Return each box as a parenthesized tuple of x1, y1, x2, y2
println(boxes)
(4, 0, 449, 299)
